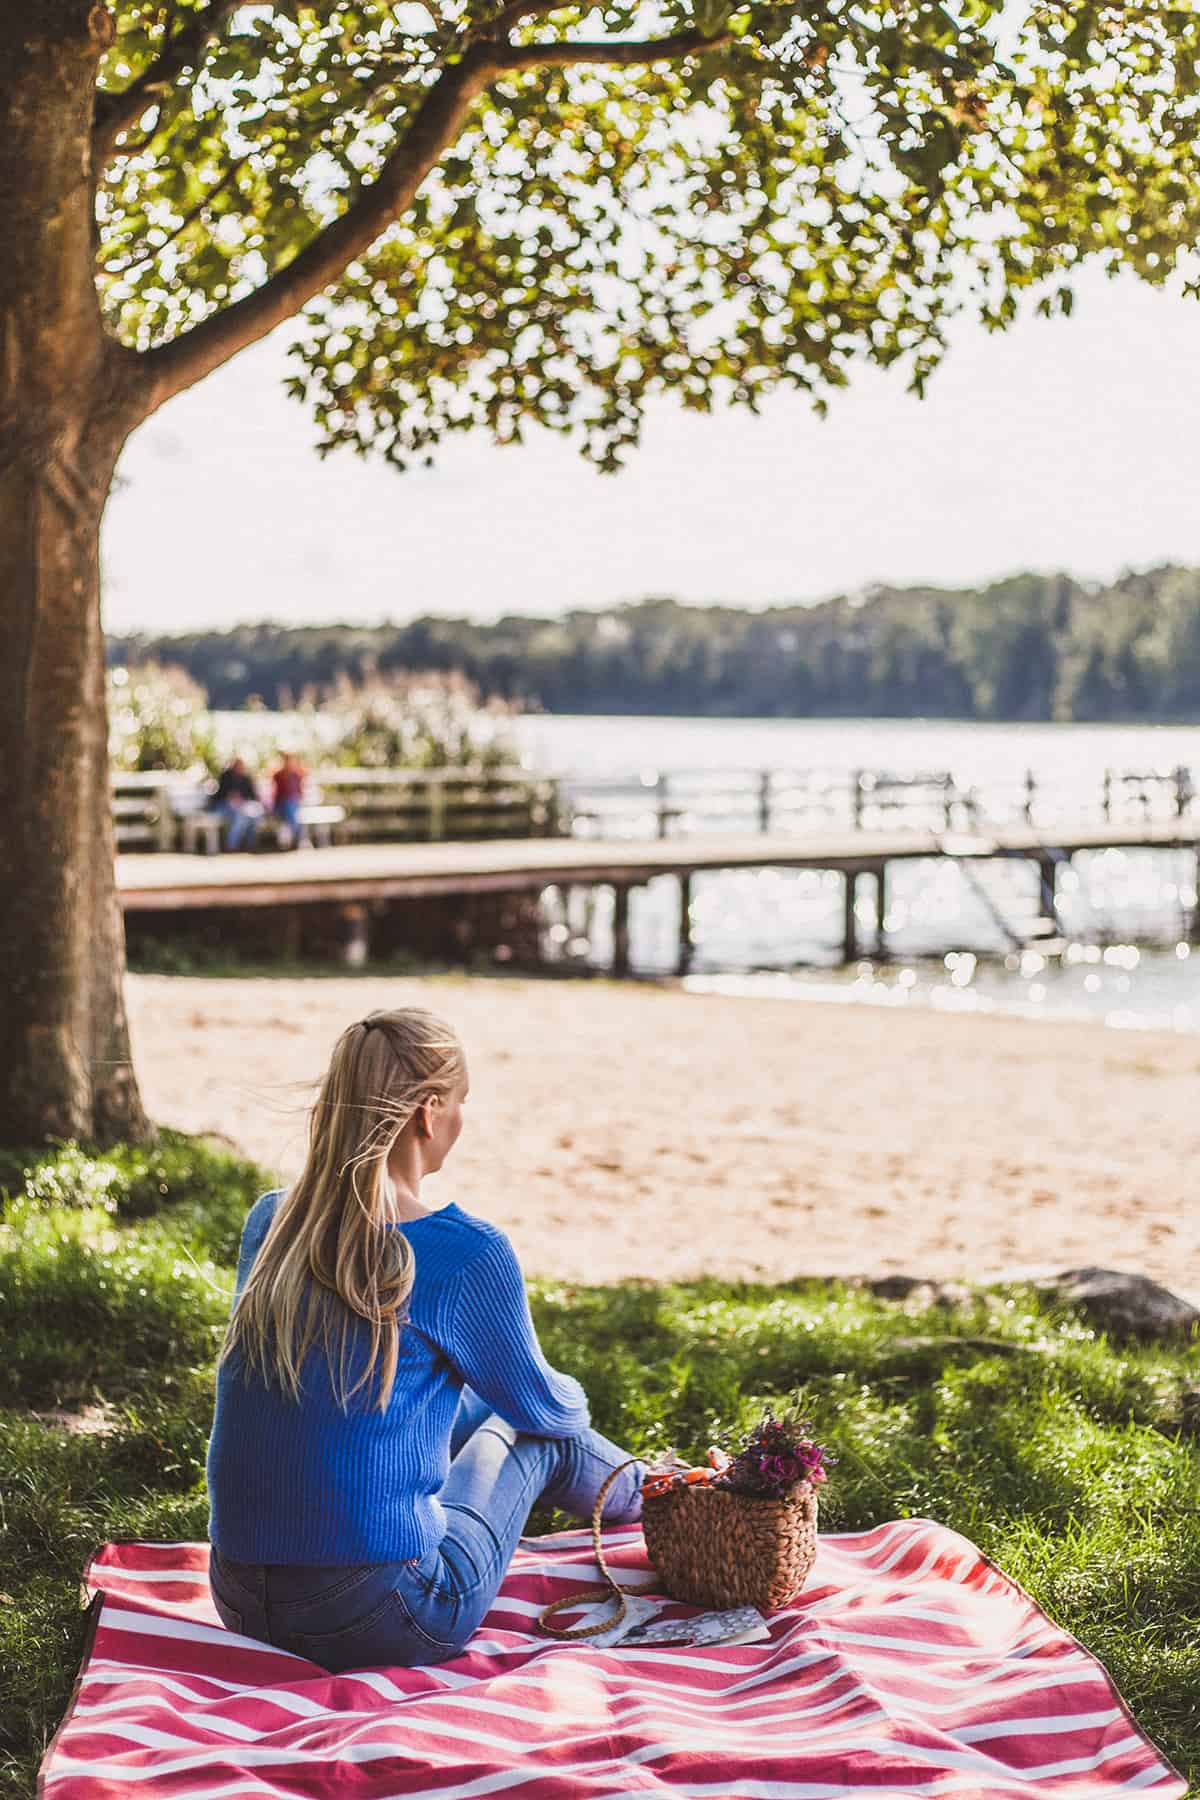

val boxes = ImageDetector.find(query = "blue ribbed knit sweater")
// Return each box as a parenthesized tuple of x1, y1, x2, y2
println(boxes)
(206, 1191, 589, 1564)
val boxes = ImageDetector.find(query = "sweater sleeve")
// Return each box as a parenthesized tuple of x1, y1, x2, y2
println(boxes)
(444, 1231, 590, 1439)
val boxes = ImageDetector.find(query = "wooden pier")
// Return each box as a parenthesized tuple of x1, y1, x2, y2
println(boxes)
(118, 818, 1200, 974)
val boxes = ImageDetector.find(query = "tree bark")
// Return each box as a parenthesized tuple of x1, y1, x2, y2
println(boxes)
(0, 4, 150, 1146)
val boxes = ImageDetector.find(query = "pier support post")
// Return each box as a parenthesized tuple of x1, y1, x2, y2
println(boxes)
(339, 902, 370, 967)
(1036, 855, 1060, 925)
(655, 773, 671, 840)
(758, 771, 772, 835)
(874, 864, 888, 958)
(612, 883, 631, 978)
(677, 873, 693, 976)
(278, 906, 303, 961)
(843, 870, 859, 964)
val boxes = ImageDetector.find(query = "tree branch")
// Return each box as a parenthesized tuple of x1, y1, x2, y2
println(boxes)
(93, 0, 244, 167)
(127, 18, 731, 416)
(497, 28, 730, 67)
(135, 49, 497, 415)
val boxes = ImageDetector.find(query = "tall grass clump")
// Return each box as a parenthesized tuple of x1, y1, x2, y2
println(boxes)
(107, 662, 220, 774)
(312, 670, 521, 772)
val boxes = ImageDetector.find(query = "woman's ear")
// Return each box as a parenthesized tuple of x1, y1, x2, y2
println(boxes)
(416, 1097, 440, 1139)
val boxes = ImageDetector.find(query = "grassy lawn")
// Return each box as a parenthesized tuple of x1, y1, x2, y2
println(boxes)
(1, 1135, 1197, 1798)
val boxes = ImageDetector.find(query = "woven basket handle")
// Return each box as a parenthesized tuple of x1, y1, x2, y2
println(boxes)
(537, 1457, 658, 1640)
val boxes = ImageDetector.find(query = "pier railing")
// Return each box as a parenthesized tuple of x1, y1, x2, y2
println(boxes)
(563, 764, 1199, 840)
(113, 761, 1199, 852)
(313, 767, 562, 841)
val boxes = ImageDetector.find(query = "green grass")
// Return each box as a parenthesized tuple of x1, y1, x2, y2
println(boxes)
(1, 1137, 1198, 1797)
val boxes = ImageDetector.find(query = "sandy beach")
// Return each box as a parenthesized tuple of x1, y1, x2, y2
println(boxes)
(126, 973, 1199, 1291)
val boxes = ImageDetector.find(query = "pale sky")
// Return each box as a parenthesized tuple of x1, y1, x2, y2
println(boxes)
(102, 267, 1200, 635)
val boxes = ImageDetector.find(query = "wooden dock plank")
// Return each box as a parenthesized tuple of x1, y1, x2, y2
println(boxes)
(116, 821, 1199, 913)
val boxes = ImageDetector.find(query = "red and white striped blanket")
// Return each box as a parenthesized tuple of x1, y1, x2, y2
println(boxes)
(40, 1518, 1184, 1799)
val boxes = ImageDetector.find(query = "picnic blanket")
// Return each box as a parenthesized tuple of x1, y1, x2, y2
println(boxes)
(40, 1518, 1185, 1799)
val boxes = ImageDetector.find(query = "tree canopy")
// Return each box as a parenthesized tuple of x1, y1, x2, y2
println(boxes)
(6, 0, 1197, 1149)
(92, 0, 1200, 467)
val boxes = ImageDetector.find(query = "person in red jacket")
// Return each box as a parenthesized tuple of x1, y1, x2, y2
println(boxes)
(270, 751, 308, 849)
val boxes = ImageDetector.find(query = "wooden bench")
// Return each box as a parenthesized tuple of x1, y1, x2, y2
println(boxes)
(255, 800, 346, 851)
(111, 771, 178, 853)
(170, 781, 225, 855)
(113, 771, 229, 853)
(112, 773, 344, 854)
(174, 780, 346, 853)
(113, 768, 560, 852)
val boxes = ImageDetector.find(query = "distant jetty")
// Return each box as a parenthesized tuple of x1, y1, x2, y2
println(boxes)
(118, 805, 1200, 972)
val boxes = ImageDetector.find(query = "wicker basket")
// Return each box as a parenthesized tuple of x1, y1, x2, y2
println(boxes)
(537, 1458, 818, 1639)
(641, 1478, 819, 1612)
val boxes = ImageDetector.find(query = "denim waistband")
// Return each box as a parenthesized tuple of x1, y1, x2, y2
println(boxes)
(211, 1546, 433, 1610)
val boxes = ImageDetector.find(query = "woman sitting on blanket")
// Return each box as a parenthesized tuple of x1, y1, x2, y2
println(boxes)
(206, 1008, 644, 1670)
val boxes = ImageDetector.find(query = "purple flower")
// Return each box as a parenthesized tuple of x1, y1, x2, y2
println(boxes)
(713, 1401, 833, 1497)
(748, 1451, 807, 1492)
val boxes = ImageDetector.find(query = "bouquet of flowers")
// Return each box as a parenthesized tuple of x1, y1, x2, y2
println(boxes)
(712, 1397, 834, 1500)
(642, 1394, 834, 1503)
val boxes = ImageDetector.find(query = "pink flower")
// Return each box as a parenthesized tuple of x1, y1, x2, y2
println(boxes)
(757, 1452, 802, 1485)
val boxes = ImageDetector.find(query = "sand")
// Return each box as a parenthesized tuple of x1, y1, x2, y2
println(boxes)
(126, 973, 1199, 1291)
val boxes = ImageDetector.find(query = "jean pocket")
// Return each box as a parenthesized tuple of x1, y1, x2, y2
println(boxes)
(284, 1586, 462, 1671)
(388, 1581, 466, 1659)
(407, 1547, 460, 1604)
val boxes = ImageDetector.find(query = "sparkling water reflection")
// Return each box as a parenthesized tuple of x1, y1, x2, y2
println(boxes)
(544, 849, 1200, 1031)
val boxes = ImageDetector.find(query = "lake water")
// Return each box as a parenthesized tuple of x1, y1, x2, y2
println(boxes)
(515, 713, 1200, 791)
(216, 710, 1200, 1031)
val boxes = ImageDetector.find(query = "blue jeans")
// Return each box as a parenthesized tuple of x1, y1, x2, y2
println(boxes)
(273, 798, 303, 844)
(212, 801, 261, 851)
(208, 1387, 644, 1670)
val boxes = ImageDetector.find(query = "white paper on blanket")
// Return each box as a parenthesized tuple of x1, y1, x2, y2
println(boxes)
(565, 1594, 660, 1647)
(566, 1596, 769, 1649)
(619, 1604, 770, 1648)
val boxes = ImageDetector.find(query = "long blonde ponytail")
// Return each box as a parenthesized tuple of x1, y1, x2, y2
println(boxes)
(220, 1008, 466, 1412)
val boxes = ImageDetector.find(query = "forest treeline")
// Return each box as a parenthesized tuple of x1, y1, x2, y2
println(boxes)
(108, 566, 1200, 721)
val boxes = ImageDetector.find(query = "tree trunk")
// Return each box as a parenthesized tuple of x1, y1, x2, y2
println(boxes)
(0, 5, 150, 1146)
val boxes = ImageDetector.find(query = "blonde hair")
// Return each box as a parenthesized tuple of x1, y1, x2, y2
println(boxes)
(220, 1008, 466, 1413)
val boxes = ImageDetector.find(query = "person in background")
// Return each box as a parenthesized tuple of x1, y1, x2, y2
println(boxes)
(209, 755, 264, 852)
(270, 751, 308, 849)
